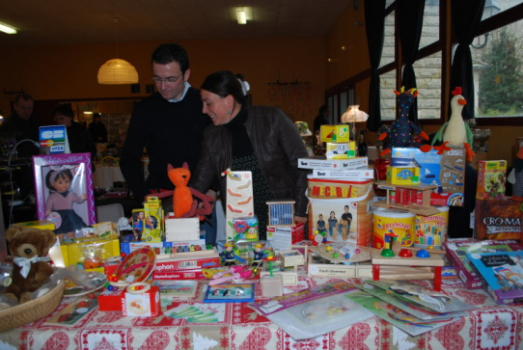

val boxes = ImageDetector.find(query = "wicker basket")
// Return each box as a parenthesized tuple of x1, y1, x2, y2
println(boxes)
(0, 280, 65, 333)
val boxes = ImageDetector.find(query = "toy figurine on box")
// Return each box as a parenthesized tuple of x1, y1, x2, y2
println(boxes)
(220, 241, 236, 266)
(252, 243, 265, 266)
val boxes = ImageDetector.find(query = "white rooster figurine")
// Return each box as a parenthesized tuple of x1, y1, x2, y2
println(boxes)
(431, 86, 475, 162)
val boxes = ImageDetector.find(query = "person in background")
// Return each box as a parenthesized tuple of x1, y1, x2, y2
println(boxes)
(119, 43, 216, 244)
(1, 94, 40, 158)
(89, 113, 108, 143)
(190, 70, 309, 240)
(1, 94, 40, 200)
(313, 104, 329, 136)
(54, 103, 96, 160)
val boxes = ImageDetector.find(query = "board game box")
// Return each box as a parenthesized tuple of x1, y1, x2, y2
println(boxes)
(467, 251, 523, 305)
(444, 239, 522, 289)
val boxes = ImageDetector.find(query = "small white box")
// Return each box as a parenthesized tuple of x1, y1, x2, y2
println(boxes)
(165, 217, 200, 241)
(279, 250, 304, 267)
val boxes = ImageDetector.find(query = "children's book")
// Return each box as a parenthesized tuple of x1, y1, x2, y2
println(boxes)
(444, 239, 522, 289)
(203, 283, 255, 303)
(467, 251, 523, 305)
(153, 280, 198, 298)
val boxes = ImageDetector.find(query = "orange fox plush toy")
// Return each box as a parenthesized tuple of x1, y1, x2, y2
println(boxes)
(167, 162, 214, 218)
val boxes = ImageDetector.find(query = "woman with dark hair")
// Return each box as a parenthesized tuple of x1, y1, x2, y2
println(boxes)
(54, 103, 96, 160)
(190, 70, 309, 239)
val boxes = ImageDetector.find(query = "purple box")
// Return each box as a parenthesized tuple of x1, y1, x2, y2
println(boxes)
(444, 238, 522, 289)
(33, 153, 96, 232)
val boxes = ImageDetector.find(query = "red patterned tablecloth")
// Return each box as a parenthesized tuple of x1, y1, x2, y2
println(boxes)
(0, 271, 522, 350)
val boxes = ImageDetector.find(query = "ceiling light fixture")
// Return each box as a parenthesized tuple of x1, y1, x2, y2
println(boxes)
(97, 18, 139, 85)
(236, 8, 247, 25)
(0, 23, 17, 34)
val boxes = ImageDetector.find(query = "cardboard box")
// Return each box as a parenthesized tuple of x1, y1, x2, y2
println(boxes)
(267, 224, 304, 251)
(391, 147, 465, 206)
(155, 248, 221, 272)
(120, 241, 173, 255)
(142, 196, 164, 243)
(165, 217, 200, 241)
(386, 166, 420, 185)
(298, 156, 368, 170)
(476, 160, 507, 199)
(93, 222, 119, 237)
(15, 220, 55, 230)
(152, 269, 207, 280)
(59, 234, 120, 267)
(474, 197, 523, 241)
(326, 142, 356, 159)
(320, 124, 350, 143)
(98, 289, 124, 312)
(311, 168, 374, 180)
(122, 286, 160, 317)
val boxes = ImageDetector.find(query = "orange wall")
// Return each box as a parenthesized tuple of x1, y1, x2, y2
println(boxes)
(0, 37, 326, 127)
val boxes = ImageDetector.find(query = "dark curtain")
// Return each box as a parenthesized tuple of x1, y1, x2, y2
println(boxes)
(450, 0, 485, 119)
(364, 0, 386, 132)
(397, 0, 425, 124)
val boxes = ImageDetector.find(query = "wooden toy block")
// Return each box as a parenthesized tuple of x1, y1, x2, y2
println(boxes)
(279, 250, 305, 267)
(371, 248, 444, 291)
(373, 182, 440, 216)
(260, 274, 283, 297)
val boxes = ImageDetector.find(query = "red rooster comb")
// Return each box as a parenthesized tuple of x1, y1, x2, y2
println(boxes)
(452, 87, 462, 96)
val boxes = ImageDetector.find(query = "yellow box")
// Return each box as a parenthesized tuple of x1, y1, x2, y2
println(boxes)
(60, 234, 120, 267)
(326, 142, 356, 159)
(142, 196, 164, 243)
(15, 220, 55, 231)
(320, 124, 350, 143)
(386, 166, 420, 185)
(476, 160, 508, 199)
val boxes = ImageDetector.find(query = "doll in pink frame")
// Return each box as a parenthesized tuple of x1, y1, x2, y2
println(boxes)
(45, 167, 86, 240)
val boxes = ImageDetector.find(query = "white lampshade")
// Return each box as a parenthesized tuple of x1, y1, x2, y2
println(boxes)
(97, 58, 139, 85)
(341, 105, 369, 123)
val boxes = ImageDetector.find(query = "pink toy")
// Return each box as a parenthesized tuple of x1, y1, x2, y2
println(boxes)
(209, 268, 253, 286)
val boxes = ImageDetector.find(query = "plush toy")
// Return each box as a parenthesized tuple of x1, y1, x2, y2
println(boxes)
(3, 225, 56, 303)
(431, 86, 475, 162)
(378, 87, 431, 156)
(167, 162, 214, 218)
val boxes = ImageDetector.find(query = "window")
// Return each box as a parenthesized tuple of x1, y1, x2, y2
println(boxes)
(413, 52, 442, 120)
(472, 4, 523, 119)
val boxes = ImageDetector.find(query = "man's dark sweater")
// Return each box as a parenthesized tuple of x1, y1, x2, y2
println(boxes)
(120, 89, 210, 203)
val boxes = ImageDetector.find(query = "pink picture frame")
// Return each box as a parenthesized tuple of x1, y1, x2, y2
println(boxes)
(33, 153, 96, 231)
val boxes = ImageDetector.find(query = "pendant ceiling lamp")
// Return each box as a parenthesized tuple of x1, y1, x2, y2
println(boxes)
(97, 18, 139, 85)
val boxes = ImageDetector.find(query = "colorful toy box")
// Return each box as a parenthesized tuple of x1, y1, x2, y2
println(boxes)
(320, 124, 350, 143)
(267, 223, 305, 251)
(386, 166, 420, 185)
(58, 234, 120, 267)
(476, 160, 507, 199)
(307, 177, 374, 247)
(390, 147, 465, 206)
(474, 197, 523, 241)
(122, 286, 160, 317)
(231, 216, 259, 241)
(326, 142, 356, 159)
(142, 196, 164, 243)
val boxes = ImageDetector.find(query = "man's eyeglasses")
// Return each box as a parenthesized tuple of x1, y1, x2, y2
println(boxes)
(152, 75, 182, 85)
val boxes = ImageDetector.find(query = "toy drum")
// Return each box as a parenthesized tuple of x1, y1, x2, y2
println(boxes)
(414, 206, 449, 249)
(373, 209, 415, 249)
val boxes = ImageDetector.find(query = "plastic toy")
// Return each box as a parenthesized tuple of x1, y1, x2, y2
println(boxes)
(378, 87, 431, 156)
(431, 86, 475, 162)
(220, 241, 237, 266)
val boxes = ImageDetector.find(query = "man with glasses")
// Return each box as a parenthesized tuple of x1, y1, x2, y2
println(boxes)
(120, 43, 216, 243)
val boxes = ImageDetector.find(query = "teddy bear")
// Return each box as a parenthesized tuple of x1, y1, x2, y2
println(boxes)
(3, 225, 56, 304)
